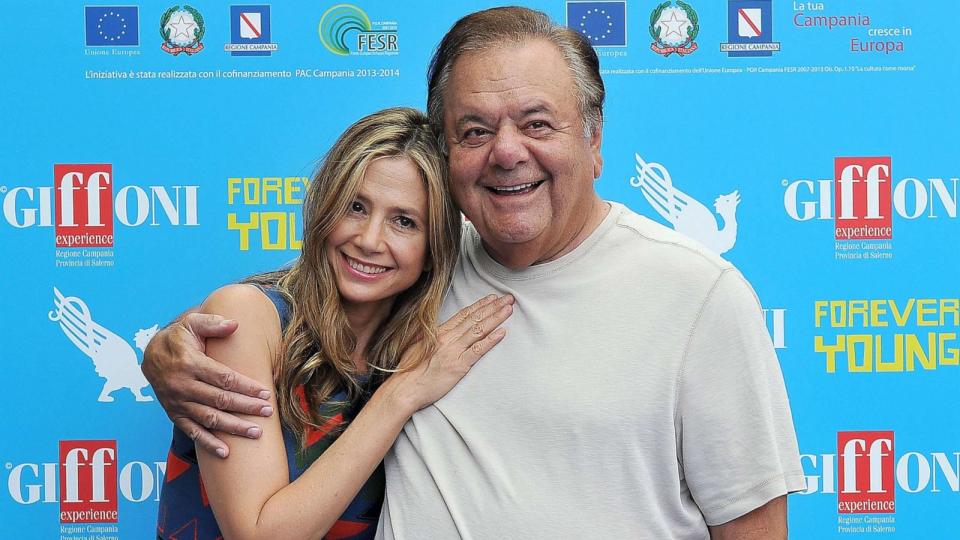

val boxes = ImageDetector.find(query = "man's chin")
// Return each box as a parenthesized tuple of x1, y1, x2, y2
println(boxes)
(475, 223, 552, 265)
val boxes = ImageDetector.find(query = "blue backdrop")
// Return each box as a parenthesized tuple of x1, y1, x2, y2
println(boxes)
(2, 1, 957, 537)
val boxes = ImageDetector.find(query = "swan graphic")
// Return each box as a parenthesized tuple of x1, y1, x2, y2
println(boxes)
(49, 287, 155, 402)
(630, 153, 741, 255)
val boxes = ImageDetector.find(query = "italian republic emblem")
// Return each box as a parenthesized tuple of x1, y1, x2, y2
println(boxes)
(160, 5, 205, 56)
(649, 1, 699, 56)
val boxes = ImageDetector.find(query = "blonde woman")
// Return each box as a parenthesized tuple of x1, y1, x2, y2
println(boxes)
(157, 108, 513, 540)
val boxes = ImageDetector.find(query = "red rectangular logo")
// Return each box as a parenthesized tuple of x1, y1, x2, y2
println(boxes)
(54, 164, 114, 247)
(58, 440, 118, 523)
(837, 431, 895, 514)
(834, 157, 892, 240)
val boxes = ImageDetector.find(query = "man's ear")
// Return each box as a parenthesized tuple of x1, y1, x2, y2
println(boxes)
(590, 115, 603, 179)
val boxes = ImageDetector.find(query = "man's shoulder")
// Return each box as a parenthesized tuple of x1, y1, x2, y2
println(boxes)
(605, 202, 733, 275)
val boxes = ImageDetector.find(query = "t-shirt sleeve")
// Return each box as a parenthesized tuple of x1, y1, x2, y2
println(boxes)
(676, 268, 806, 526)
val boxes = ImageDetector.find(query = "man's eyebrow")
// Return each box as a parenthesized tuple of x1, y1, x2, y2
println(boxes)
(519, 104, 553, 117)
(455, 114, 488, 131)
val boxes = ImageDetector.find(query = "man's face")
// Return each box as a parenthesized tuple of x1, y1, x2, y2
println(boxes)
(442, 39, 602, 268)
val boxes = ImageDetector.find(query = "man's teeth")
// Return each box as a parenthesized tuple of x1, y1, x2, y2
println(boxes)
(348, 258, 388, 274)
(491, 181, 540, 194)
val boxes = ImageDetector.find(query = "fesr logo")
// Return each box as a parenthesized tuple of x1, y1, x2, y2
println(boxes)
(1, 163, 200, 247)
(5, 440, 166, 524)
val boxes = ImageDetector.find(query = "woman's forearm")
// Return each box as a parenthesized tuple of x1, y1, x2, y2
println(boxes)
(232, 377, 416, 540)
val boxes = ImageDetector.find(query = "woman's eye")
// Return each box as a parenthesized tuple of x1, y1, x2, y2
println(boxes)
(396, 216, 415, 229)
(350, 201, 364, 213)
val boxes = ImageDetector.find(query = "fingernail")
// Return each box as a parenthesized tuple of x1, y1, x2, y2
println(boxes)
(216, 448, 227, 458)
(495, 328, 507, 338)
(260, 405, 274, 417)
(258, 390, 271, 400)
(246, 426, 262, 438)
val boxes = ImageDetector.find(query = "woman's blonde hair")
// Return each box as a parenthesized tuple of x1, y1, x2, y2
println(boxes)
(250, 107, 460, 444)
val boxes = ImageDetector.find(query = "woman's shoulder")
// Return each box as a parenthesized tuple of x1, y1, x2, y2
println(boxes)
(200, 284, 283, 346)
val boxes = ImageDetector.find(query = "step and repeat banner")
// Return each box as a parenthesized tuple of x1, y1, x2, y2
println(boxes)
(2, 1, 956, 538)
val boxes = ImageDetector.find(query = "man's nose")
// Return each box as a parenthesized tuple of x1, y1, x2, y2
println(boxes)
(489, 126, 529, 170)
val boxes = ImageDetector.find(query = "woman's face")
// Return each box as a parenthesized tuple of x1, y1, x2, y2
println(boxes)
(325, 156, 430, 314)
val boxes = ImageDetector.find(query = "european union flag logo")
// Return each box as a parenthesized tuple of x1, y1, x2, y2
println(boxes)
(566, 1, 627, 47)
(85, 6, 139, 46)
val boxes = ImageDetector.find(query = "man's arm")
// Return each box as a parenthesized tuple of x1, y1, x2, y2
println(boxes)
(141, 310, 274, 457)
(709, 496, 787, 540)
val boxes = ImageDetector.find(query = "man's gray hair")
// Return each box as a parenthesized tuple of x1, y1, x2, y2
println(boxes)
(427, 6, 605, 147)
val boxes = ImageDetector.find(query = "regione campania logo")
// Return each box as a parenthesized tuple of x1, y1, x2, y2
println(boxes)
(225, 5, 278, 56)
(720, 0, 781, 56)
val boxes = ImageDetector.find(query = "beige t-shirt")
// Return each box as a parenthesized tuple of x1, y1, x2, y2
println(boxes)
(377, 203, 804, 539)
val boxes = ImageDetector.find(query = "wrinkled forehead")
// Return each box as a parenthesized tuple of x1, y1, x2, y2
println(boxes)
(454, 39, 570, 79)
(443, 40, 575, 113)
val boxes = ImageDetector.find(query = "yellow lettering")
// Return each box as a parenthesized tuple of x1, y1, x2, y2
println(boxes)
(849, 300, 869, 327)
(289, 212, 302, 250)
(877, 334, 903, 372)
(830, 300, 846, 328)
(905, 333, 936, 371)
(260, 212, 287, 250)
(227, 212, 259, 251)
(263, 177, 283, 205)
(227, 178, 242, 205)
(917, 299, 937, 326)
(284, 177, 306, 204)
(890, 298, 915, 327)
(847, 334, 874, 372)
(243, 177, 260, 204)
(940, 333, 959, 365)
(815, 301, 828, 328)
(815, 335, 846, 373)
(870, 299, 888, 327)
(941, 299, 960, 327)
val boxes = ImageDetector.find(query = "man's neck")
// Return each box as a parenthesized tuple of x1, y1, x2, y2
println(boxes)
(482, 198, 610, 270)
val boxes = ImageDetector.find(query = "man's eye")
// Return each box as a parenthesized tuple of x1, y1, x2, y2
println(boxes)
(526, 120, 551, 132)
(461, 128, 491, 145)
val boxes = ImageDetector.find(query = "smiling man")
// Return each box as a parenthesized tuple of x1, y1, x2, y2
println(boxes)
(143, 7, 804, 539)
